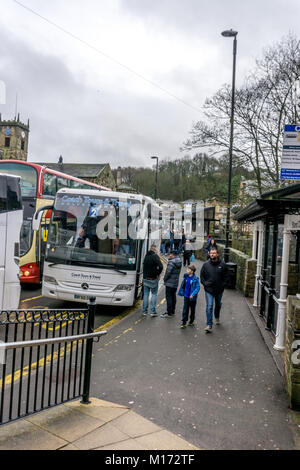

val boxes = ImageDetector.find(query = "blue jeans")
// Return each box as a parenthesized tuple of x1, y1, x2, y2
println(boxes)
(143, 279, 159, 314)
(182, 297, 196, 325)
(205, 291, 223, 326)
(160, 243, 166, 255)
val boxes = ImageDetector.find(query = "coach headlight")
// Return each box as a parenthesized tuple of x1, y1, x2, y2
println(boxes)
(43, 275, 58, 285)
(114, 284, 134, 292)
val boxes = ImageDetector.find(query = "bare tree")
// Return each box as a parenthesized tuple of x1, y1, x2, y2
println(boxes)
(183, 33, 300, 195)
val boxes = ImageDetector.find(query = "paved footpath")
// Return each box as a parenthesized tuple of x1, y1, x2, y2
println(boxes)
(0, 258, 299, 450)
(90, 258, 299, 450)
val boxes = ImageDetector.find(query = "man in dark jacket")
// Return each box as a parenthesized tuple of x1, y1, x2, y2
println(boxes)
(200, 247, 229, 332)
(142, 245, 163, 317)
(161, 250, 182, 318)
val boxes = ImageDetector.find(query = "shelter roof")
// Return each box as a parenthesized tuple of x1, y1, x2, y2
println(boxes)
(235, 182, 300, 222)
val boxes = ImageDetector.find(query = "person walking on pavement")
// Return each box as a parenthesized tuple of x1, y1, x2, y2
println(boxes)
(200, 247, 229, 333)
(142, 244, 163, 317)
(161, 250, 182, 318)
(205, 237, 218, 259)
(169, 229, 175, 253)
(160, 229, 168, 255)
(178, 265, 200, 328)
(182, 239, 193, 266)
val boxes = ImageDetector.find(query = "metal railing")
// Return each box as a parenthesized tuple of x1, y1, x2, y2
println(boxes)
(0, 298, 106, 425)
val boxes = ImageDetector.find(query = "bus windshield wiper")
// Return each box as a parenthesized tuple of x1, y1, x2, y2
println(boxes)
(69, 259, 128, 275)
(47, 257, 128, 275)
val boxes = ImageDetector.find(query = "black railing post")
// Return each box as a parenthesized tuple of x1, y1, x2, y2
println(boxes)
(81, 297, 96, 405)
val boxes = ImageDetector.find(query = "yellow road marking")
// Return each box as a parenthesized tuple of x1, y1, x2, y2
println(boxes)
(94, 300, 142, 333)
(0, 344, 74, 388)
(20, 295, 43, 303)
(0, 300, 142, 388)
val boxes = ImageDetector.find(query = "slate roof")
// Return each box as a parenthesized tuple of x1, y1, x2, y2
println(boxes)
(33, 163, 108, 178)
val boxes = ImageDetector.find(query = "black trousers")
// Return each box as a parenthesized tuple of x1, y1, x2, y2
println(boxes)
(165, 286, 177, 315)
(182, 297, 196, 324)
(183, 253, 191, 266)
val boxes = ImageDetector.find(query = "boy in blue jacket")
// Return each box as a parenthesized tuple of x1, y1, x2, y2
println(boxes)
(178, 265, 200, 328)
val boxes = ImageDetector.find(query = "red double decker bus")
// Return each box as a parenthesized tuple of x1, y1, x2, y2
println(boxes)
(0, 160, 111, 284)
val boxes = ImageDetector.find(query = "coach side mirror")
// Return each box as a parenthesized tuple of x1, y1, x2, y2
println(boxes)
(32, 211, 43, 231)
(32, 205, 53, 231)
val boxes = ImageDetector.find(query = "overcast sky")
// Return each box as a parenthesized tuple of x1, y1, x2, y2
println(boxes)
(1, 0, 300, 168)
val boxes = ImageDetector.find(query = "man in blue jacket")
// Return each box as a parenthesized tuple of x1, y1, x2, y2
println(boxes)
(178, 265, 200, 328)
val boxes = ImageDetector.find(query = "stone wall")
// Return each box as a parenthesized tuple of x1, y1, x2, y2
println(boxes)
(285, 296, 300, 410)
(195, 244, 256, 296)
(287, 264, 300, 296)
(196, 244, 300, 299)
(85, 165, 116, 190)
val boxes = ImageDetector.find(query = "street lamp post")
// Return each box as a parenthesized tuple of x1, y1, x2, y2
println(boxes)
(221, 29, 238, 264)
(151, 156, 159, 200)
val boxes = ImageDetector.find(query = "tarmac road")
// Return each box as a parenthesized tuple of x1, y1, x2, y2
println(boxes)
(19, 284, 131, 331)
(87, 259, 297, 450)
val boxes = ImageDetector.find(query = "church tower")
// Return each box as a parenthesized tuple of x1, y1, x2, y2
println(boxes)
(0, 114, 30, 161)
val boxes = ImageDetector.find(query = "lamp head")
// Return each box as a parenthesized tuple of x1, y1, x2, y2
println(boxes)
(221, 29, 238, 38)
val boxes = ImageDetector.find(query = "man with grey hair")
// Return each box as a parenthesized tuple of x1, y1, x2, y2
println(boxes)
(161, 250, 182, 318)
(142, 244, 163, 317)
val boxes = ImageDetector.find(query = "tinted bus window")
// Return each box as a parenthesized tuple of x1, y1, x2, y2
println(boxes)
(0, 162, 37, 197)
(70, 180, 83, 189)
(43, 172, 57, 197)
(57, 177, 70, 190)
(0, 178, 7, 212)
(7, 177, 22, 211)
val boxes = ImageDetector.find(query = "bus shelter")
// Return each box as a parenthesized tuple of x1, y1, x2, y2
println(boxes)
(235, 183, 300, 351)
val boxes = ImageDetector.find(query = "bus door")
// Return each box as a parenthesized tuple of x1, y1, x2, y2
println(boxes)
(135, 238, 148, 300)
(40, 209, 52, 279)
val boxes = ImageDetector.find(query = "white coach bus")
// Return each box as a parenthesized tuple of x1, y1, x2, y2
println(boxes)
(0, 174, 23, 310)
(33, 188, 161, 306)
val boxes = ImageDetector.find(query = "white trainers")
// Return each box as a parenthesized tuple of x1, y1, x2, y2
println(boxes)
(204, 325, 212, 333)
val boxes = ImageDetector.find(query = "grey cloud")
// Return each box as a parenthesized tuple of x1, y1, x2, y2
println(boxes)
(120, 0, 300, 56)
(0, 25, 194, 167)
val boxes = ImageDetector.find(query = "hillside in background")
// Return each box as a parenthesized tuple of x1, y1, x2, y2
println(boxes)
(113, 153, 255, 203)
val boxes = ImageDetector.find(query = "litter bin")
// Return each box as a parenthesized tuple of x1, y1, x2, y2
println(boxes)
(225, 262, 237, 289)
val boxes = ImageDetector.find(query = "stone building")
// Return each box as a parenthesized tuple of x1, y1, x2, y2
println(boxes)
(33, 159, 116, 190)
(0, 115, 30, 161)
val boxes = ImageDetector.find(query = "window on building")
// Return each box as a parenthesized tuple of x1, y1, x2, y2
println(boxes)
(21, 140, 25, 150)
(5, 137, 10, 148)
